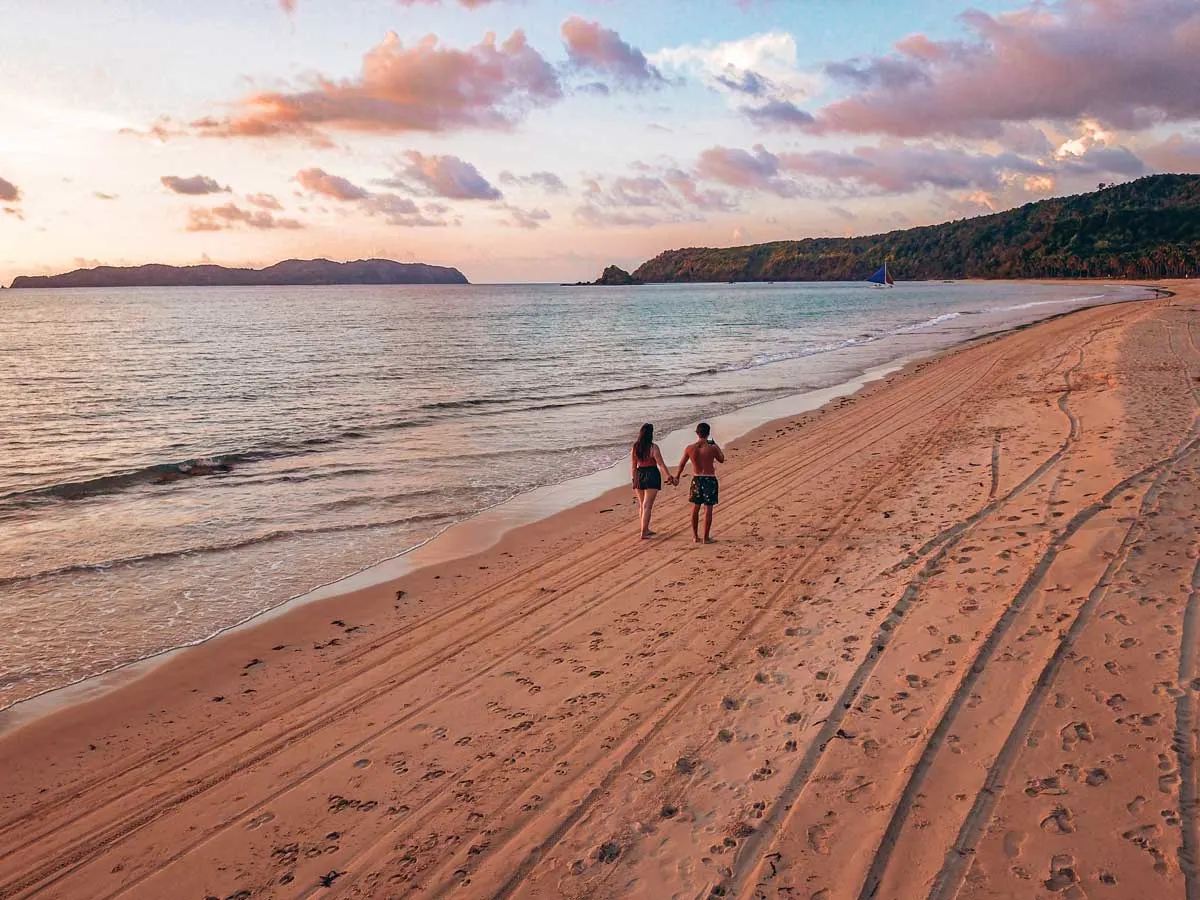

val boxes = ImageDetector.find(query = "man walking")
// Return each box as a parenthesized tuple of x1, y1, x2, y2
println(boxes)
(674, 422, 725, 543)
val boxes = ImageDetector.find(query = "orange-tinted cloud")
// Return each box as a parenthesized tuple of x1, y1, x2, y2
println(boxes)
(161, 175, 230, 195)
(561, 17, 665, 87)
(808, 0, 1200, 138)
(0, 177, 21, 203)
(186, 204, 303, 231)
(197, 30, 560, 141)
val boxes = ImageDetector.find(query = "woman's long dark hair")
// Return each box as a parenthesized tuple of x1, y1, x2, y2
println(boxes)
(633, 423, 654, 462)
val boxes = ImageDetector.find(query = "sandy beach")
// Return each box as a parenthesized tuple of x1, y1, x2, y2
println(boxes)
(1, 283, 1197, 900)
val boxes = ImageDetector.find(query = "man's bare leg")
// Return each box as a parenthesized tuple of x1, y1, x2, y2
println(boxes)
(703, 505, 715, 543)
(691, 505, 701, 543)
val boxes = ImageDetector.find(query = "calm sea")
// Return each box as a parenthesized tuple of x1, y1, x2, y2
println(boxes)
(0, 281, 1152, 709)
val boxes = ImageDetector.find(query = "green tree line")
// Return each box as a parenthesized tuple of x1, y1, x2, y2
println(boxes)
(631, 174, 1200, 283)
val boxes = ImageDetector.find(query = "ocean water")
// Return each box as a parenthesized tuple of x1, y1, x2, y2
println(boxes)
(0, 280, 1153, 709)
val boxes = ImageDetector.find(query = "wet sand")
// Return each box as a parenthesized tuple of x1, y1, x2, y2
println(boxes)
(1, 283, 1196, 900)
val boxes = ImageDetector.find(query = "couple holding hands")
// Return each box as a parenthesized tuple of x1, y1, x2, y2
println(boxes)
(631, 421, 724, 543)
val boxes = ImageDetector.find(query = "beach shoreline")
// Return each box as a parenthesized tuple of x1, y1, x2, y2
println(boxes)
(1, 282, 1195, 900)
(0, 282, 1162, 733)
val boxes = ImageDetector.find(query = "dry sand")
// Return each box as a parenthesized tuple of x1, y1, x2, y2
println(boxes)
(1, 284, 1197, 900)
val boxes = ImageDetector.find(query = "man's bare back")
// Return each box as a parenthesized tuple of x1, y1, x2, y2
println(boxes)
(684, 439, 723, 475)
(674, 422, 725, 542)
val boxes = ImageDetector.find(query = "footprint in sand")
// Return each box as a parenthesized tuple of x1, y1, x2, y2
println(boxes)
(1041, 806, 1076, 835)
(1043, 853, 1081, 894)
(1004, 830, 1027, 858)
(245, 811, 275, 830)
(1060, 721, 1094, 751)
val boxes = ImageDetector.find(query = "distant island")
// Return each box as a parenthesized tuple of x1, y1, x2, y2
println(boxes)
(602, 174, 1200, 283)
(7, 258, 469, 289)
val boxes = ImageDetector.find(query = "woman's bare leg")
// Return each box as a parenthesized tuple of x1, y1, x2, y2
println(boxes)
(640, 489, 659, 537)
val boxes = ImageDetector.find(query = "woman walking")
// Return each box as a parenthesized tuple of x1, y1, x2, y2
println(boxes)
(631, 423, 673, 539)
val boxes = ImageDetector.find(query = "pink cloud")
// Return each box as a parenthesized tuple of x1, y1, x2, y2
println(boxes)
(575, 161, 736, 227)
(561, 17, 664, 87)
(197, 30, 560, 141)
(777, 145, 1048, 193)
(0, 177, 20, 203)
(186, 204, 303, 231)
(295, 168, 370, 201)
(387, 151, 502, 200)
(695, 145, 798, 196)
(809, 0, 1200, 138)
(293, 166, 455, 226)
(161, 175, 230, 195)
(245, 192, 283, 210)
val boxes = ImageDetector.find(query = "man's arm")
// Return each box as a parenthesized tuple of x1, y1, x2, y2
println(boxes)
(674, 446, 692, 482)
(714, 443, 726, 464)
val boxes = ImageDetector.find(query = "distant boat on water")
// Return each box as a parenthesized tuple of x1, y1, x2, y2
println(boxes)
(867, 262, 895, 288)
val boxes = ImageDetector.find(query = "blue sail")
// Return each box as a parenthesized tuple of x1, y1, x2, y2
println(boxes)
(867, 263, 895, 286)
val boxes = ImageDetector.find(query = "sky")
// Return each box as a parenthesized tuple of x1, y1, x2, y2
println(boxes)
(1, 0, 1199, 284)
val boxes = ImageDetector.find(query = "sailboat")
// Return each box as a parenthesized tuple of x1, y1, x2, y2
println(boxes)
(867, 262, 895, 288)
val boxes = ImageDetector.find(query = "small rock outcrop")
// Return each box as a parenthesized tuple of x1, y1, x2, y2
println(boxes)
(592, 265, 643, 286)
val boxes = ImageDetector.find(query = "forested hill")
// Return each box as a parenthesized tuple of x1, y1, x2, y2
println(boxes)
(631, 174, 1200, 283)
(8, 258, 468, 289)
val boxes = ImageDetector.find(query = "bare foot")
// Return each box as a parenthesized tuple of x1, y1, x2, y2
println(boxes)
(693, 535, 702, 544)
(704, 537, 717, 544)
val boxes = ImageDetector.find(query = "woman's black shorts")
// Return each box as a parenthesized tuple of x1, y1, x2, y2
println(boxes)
(636, 466, 662, 490)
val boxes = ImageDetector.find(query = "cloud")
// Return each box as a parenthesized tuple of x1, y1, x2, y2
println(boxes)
(119, 118, 182, 142)
(0, 177, 21, 203)
(573, 205, 663, 228)
(499, 170, 568, 194)
(498, 204, 551, 229)
(364, 194, 452, 227)
(1142, 133, 1200, 172)
(743, 99, 815, 129)
(652, 32, 820, 126)
(294, 166, 455, 226)
(776, 144, 1047, 193)
(695, 144, 798, 196)
(285, 0, 501, 8)
(94, 191, 119, 200)
(561, 17, 665, 87)
(161, 175, 230, 195)
(295, 167, 370, 201)
(396, 0, 500, 6)
(695, 137, 1151, 201)
(809, 0, 1200, 138)
(387, 151, 502, 200)
(196, 30, 560, 141)
(574, 161, 736, 227)
(186, 203, 303, 231)
(245, 192, 283, 210)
